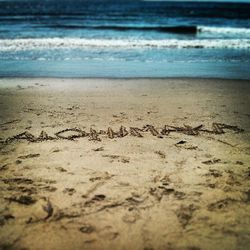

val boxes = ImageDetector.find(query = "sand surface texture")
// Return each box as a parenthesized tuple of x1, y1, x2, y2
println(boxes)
(0, 78, 250, 250)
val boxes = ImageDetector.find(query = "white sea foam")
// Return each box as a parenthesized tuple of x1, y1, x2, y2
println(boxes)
(0, 38, 250, 51)
(198, 26, 250, 35)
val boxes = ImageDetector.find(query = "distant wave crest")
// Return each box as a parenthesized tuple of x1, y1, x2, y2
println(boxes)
(0, 38, 250, 51)
(43, 25, 198, 34)
(15, 25, 250, 36)
(198, 26, 250, 35)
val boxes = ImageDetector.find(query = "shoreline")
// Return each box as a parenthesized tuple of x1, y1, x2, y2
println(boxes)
(1, 60, 250, 80)
(1, 76, 250, 82)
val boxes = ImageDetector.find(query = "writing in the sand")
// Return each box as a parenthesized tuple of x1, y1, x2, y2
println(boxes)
(4, 123, 244, 143)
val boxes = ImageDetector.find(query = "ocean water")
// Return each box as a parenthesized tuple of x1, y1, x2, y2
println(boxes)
(0, 0, 250, 79)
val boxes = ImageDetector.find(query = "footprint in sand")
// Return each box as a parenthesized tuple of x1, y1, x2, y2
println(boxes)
(98, 226, 119, 240)
(79, 224, 96, 234)
(0, 213, 15, 226)
(63, 188, 76, 196)
(175, 140, 198, 150)
(204, 169, 223, 178)
(122, 209, 140, 224)
(154, 151, 166, 159)
(92, 146, 104, 152)
(89, 171, 114, 182)
(150, 175, 186, 201)
(56, 166, 67, 172)
(202, 158, 221, 165)
(84, 194, 106, 206)
(207, 198, 239, 211)
(176, 204, 198, 228)
(0, 164, 8, 171)
(18, 153, 40, 159)
(102, 154, 130, 163)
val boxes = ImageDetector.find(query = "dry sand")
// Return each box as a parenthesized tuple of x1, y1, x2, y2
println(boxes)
(0, 78, 249, 250)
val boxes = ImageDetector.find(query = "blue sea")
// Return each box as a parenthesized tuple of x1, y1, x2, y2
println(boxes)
(0, 0, 250, 79)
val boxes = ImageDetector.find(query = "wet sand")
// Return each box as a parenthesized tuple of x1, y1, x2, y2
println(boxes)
(0, 78, 250, 250)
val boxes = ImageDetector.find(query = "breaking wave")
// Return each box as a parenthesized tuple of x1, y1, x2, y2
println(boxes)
(0, 38, 250, 51)
(198, 26, 250, 35)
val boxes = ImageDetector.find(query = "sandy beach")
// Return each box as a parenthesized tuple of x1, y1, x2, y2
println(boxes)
(0, 78, 249, 250)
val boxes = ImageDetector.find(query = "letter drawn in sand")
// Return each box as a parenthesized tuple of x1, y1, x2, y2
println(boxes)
(55, 128, 86, 140)
(2, 123, 244, 144)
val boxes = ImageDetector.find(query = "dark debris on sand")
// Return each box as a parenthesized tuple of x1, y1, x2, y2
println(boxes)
(5, 195, 37, 205)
